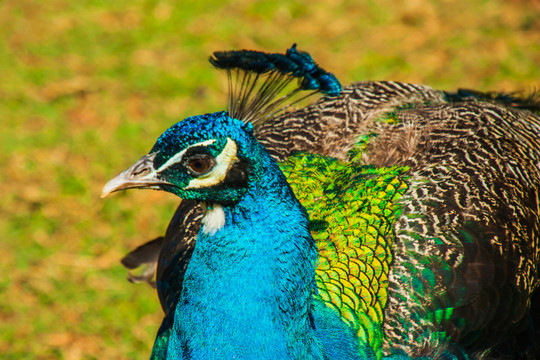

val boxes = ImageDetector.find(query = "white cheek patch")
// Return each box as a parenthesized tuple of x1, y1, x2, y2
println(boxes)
(185, 138, 238, 190)
(201, 204, 225, 235)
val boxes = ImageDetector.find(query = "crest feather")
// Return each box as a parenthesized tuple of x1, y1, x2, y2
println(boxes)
(209, 44, 342, 126)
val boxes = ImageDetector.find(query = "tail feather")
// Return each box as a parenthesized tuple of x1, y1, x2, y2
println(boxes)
(444, 88, 540, 114)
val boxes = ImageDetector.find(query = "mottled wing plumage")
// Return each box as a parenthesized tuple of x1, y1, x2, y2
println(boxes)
(256, 81, 447, 162)
(377, 103, 540, 355)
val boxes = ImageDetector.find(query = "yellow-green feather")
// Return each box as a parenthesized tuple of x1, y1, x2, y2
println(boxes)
(280, 152, 409, 359)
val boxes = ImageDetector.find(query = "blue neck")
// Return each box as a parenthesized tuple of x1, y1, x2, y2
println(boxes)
(166, 146, 323, 360)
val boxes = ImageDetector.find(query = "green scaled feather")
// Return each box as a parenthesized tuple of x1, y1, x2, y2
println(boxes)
(280, 151, 409, 359)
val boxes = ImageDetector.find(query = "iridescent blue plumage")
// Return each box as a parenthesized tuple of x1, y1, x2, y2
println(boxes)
(286, 44, 342, 95)
(159, 113, 322, 358)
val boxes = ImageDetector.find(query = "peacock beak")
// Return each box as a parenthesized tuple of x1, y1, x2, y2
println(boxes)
(101, 153, 171, 198)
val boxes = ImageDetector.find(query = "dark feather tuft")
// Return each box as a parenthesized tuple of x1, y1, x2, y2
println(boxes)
(120, 236, 164, 288)
(444, 88, 540, 114)
(209, 44, 341, 125)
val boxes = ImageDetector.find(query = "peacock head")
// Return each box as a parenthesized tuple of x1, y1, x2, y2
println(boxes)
(101, 111, 254, 204)
(102, 45, 341, 204)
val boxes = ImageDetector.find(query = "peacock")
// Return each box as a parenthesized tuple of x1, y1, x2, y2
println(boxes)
(102, 45, 540, 360)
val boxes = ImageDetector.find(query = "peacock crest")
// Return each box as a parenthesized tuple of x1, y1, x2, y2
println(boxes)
(210, 43, 341, 125)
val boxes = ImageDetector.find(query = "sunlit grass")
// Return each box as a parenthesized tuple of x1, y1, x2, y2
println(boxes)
(2, 0, 539, 358)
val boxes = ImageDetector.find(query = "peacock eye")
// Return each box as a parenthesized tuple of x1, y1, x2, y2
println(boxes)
(185, 155, 215, 176)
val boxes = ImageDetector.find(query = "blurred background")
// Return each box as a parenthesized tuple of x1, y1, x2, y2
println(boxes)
(1, 0, 539, 358)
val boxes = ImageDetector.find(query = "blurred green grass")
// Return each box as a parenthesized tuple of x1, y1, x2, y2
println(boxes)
(1, 0, 539, 358)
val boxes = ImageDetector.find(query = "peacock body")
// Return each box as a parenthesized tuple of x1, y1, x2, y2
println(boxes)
(103, 46, 540, 359)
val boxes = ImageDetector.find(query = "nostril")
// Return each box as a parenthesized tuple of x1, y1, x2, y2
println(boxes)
(132, 166, 150, 177)
(131, 158, 153, 177)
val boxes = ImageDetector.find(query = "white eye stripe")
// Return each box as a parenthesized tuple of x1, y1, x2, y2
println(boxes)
(184, 138, 238, 190)
(157, 139, 217, 173)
